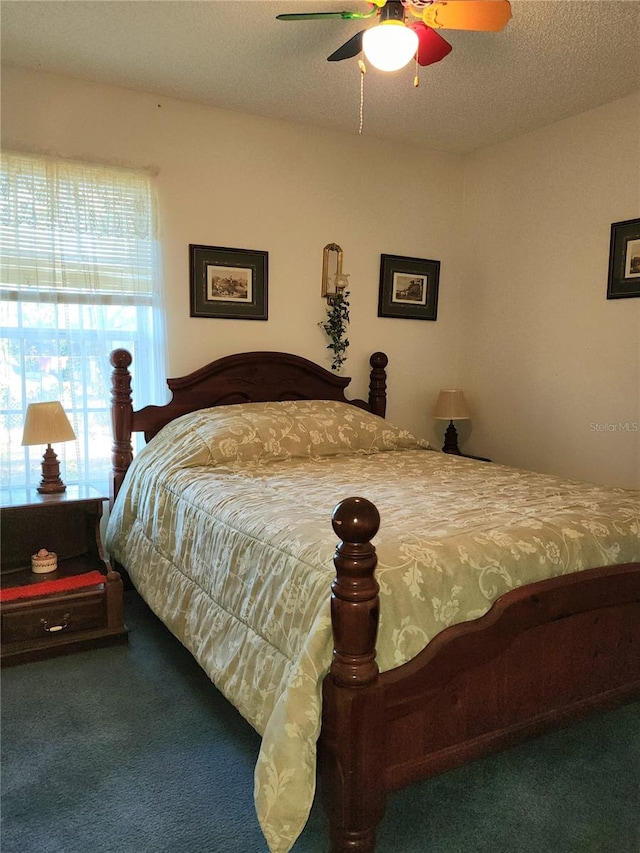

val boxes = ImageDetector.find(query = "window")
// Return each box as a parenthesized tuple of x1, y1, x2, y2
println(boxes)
(0, 151, 166, 492)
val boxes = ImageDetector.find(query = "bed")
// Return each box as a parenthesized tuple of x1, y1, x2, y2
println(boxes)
(106, 347, 640, 853)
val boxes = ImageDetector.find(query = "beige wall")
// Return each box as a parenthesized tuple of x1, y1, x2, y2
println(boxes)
(2, 67, 639, 487)
(1, 66, 464, 443)
(461, 93, 640, 488)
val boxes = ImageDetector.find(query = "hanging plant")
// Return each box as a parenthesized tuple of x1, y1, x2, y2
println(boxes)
(319, 292, 350, 372)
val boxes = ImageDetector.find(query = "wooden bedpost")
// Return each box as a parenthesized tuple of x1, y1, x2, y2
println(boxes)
(368, 352, 388, 418)
(109, 348, 134, 506)
(319, 496, 386, 853)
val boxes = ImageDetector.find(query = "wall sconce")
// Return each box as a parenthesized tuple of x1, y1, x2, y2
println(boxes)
(322, 243, 350, 302)
(22, 401, 76, 493)
(433, 389, 470, 455)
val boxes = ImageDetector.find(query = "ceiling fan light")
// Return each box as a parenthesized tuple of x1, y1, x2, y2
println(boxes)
(362, 21, 419, 72)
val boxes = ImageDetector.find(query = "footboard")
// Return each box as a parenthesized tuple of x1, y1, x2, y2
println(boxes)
(320, 497, 640, 853)
(381, 560, 640, 791)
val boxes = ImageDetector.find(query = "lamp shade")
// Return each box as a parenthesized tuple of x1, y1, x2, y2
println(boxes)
(433, 389, 470, 421)
(362, 21, 419, 71)
(22, 401, 76, 446)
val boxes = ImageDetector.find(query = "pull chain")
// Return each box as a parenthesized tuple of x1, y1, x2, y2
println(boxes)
(414, 56, 420, 88)
(358, 59, 366, 134)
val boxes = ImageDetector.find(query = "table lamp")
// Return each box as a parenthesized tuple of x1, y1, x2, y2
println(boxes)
(433, 389, 470, 455)
(22, 401, 76, 494)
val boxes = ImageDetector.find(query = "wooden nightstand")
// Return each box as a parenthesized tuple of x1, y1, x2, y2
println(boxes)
(1, 486, 127, 666)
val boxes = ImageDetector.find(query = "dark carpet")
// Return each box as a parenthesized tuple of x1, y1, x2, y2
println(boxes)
(2, 591, 639, 853)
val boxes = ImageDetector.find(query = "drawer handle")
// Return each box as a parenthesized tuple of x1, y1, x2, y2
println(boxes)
(40, 614, 70, 633)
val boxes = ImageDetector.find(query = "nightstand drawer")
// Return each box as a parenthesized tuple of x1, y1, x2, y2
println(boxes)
(2, 590, 105, 644)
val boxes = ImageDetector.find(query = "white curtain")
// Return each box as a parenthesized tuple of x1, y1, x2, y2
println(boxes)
(0, 150, 167, 492)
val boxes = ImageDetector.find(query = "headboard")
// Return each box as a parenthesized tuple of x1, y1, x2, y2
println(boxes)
(110, 349, 388, 504)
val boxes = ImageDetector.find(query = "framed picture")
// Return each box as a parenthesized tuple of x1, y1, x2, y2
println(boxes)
(607, 218, 640, 299)
(189, 244, 268, 319)
(377, 254, 440, 321)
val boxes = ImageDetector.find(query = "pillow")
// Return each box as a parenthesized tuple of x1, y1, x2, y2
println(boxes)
(137, 399, 429, 471)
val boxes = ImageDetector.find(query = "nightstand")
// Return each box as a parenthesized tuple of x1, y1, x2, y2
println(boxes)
(1, 486, 128, 666)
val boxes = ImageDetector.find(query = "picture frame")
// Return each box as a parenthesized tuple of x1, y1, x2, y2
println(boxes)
(189, 244, 268, 319)
(377, 254, 440, 321)
(607, 218, 640, 299)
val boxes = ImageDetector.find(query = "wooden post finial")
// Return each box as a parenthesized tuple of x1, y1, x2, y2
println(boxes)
(330, 496, 381, 688)
(368, 352, 388, 418)
(110, 348, 134, 506)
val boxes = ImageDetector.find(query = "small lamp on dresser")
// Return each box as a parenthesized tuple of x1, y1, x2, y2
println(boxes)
(433, 389, 470, 455)
(21, 401, 76, 494)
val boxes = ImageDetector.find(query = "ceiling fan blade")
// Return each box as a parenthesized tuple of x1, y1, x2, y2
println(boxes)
(277, 8, 376, 21)
(423, 1, 512, 32)
(327, 30, 365, 61)
(409, 22, 452, 66)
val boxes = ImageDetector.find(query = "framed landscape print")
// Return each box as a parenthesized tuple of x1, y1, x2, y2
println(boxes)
(607, 218, 640, 299)
(377, 254, 440, 320)
(189, 244, 268, 319)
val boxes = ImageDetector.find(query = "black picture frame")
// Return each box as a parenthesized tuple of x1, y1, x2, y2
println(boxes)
(189, 244, 268, 319)
(377, 254, 440, 321)
(607, 218, 640, 299)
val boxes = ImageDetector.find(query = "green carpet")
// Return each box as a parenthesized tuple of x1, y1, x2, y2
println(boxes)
(2, 591, 638, 853)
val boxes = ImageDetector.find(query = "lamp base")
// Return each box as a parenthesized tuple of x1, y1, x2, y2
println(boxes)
(37, 445, 67, 494)
(442, 420, 461, 455)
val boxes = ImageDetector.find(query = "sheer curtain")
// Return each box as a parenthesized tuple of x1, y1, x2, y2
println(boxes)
(0, 151, 167, 493)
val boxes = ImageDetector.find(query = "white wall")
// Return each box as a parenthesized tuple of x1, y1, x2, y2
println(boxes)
(461, 93, 640, 488)
(2, 67, 639, 488)
(0, 66, 465, 444)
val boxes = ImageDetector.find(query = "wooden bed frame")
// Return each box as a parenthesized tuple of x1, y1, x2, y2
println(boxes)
(110, 348, 640, 853)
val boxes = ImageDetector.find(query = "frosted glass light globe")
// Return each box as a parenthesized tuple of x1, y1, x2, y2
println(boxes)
(362, 21, 419, 72)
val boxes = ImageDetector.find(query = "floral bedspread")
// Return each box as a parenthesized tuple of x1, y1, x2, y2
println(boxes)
(105, 400, 640, 852)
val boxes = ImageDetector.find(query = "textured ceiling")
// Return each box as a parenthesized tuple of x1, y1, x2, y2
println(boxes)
(1, 0, 639, 153)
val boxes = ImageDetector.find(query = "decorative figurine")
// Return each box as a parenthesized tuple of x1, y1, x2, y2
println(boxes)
(31, 548, 58, 574)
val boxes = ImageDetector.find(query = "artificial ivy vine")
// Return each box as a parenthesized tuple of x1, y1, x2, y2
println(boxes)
(319, 292, 350, 372)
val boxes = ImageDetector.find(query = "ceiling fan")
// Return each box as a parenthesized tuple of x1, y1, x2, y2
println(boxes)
(277, 0, 512, 72)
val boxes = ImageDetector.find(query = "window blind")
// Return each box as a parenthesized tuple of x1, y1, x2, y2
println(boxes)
(0, 151, 166, 492)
